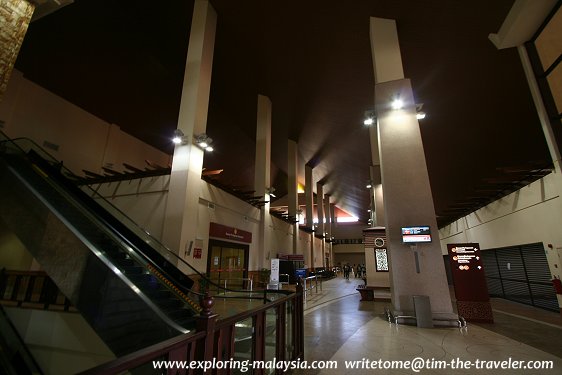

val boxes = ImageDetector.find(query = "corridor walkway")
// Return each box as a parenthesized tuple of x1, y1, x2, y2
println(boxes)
(295, 276, 562, 374)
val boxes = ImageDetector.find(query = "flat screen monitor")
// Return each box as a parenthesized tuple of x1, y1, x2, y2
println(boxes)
(401, 226, 432, 243)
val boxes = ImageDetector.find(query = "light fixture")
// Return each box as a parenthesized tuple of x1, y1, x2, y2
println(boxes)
(267, 187, 276, 198)
(194, 133, 214, 152)
(172, 129, 188, 145)
(391, 97, 404, 110)
(363, 110, 376, 126)
(366, 183, 372, 189)
(416, 103, 426, 120)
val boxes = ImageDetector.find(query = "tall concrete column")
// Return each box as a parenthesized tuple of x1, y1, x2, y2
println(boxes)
(316, 182, 324, 268)
(255, 95, 272, 268)
(368, 114, 385, 226)
(0, 0, 35, 102)
(304, 164, 314, 268)
(162, 0, 216, 274)
(288, 139, 299, 255)
(370, 17, 454, 319)
(304, 165, 314, 230)
(324, 194, 332, 268)
(329, 203, 336, 267)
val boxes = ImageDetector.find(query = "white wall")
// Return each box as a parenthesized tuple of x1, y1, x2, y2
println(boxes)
(0, 70, 170, 176)
(439, 171, 562, 308)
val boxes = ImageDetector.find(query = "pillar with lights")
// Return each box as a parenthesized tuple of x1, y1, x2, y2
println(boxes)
(304, 164, 314, 268)
(316, 182, 324, 268)
(162, 0, 216, 273)
(370, 17, 456, 322)
(255, 94, 273, 269)
(288, 139, 300, 255)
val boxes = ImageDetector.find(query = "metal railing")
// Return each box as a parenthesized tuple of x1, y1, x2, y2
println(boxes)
(302, 275, 322, 302)
(209, 277, 254, 294)
(384, 307, 467, 328)
(77, 284, 305, 375)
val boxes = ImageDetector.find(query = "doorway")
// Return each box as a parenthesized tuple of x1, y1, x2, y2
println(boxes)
(207, 239, 249, 290)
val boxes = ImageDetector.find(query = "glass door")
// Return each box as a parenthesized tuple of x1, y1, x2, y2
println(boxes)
(208, 240, 249, 290)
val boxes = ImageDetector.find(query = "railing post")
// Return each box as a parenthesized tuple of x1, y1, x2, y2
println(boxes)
(275, 303, 286, 375)
(295, 279, 304, 360)
(196, 292, 218, 366)
(253, 310, 266, 375)
(315, 276, 319, 294)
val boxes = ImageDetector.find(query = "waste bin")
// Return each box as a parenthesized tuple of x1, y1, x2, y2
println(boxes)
(412, 295, 433, 328)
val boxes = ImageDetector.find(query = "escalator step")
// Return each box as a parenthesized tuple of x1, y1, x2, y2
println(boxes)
(122, 266, 144, 275)
(154, 299, 183, 310)
(115, 258, 135, 267)
(144, 289, 174, 299)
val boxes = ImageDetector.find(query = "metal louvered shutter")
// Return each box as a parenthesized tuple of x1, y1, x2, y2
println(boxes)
(481, 250, 503, 296)
(495, 246, 533, 305)
(481, 243, 558, 312)
(521, 243, 558, 311)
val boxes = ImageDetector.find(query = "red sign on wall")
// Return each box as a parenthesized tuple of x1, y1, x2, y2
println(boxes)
(209, 222, 252, 244)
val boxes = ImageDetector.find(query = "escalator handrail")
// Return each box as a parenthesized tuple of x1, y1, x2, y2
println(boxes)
(0, 133, 276, 298)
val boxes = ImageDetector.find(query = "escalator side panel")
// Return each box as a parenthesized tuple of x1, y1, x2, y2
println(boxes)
(0, 161, 88, 303)
(0, 158, 184, 356)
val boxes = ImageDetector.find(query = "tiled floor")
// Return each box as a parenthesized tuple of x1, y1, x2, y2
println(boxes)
(295, 276, 562, 374)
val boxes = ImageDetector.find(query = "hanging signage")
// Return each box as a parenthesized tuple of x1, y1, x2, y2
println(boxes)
(209, 222, 252, 244)
(447, 243, 493, 323)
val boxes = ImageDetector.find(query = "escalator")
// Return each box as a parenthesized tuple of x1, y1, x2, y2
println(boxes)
(0, 134, 203, 357)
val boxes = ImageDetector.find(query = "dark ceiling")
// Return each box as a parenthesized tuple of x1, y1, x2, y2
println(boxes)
(15, 0, 552, 227)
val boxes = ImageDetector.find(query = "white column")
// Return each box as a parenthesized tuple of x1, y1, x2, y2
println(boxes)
(305, 165, 314, 230)
(324, 194, 332, 268)
(255, 95, 272, 269)
(305, 165, 314, 268)
(370, 17, 454, 319)
(316, 182, 324, 268)
(162, 0, 216, 274)
(288, 139, 299, 254)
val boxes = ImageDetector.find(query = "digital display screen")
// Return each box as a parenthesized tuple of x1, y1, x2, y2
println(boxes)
(401, 226, 432, 243)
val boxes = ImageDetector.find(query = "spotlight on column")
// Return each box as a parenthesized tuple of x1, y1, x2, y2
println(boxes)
(172, 129, 188, 145)
(363, 110, 377, 126)
(391, 97, 404, 110)
(416, 103, 426, 120)
(366, 182, 372, 189)
(194, 134, 214, 152)
(266, 187, 276, 198)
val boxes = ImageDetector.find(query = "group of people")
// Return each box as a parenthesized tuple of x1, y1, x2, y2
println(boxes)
(340, 263, 366, 280)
